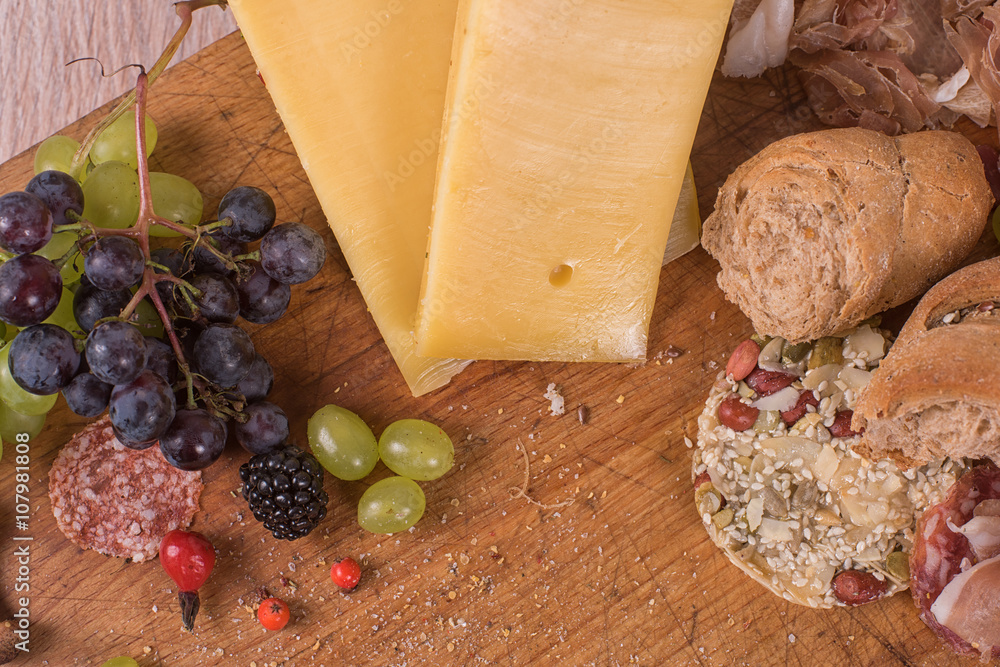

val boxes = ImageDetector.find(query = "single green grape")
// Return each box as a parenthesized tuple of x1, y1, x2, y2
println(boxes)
(82, 161, 140, 229)
(150, 172, 203, 238)
(308, 405, 378, 481)
(99, 658, 140, 667)
(42, 288, 82, 336)
(1, 324, 15, 344)
(34, 135, 80, 175)
(0, 345, 57, 416)
(378, 419, 454, 481)
(35, 231, 83, 283)
(90, 110, 157, 170)
(357, 476, 426, 534)
(0, 402, 46, 445)
(130, 297, 165, 338)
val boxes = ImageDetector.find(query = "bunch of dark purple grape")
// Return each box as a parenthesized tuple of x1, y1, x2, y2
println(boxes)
(0, 171, 326, 471)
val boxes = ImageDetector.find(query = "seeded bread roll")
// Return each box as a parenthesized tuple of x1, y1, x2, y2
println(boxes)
(702, 128, 992, 343)
(853, 256, 1000, 467)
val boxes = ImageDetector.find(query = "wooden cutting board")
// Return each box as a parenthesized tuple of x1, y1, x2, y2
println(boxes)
(0, 31, 994, 667)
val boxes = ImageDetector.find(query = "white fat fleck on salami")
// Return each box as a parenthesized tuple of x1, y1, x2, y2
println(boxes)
(48, 417, 203, 563)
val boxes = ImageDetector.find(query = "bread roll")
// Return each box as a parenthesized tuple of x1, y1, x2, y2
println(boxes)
(853, 256, 1000, 467)
(702, 128, 993, 343)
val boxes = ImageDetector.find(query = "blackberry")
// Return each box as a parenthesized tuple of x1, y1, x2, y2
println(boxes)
(239, 445, 329, 540)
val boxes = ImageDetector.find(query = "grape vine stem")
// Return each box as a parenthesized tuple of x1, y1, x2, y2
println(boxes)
(67, 0, 230, 179)
(118, 72, 201, 408)
(40, 0, 247, 415)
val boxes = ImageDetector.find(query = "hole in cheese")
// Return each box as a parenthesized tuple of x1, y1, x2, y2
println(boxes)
(549, 264, 573, 288)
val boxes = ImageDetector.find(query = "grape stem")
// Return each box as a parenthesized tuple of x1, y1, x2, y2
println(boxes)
(124, 72, 203, 409)
(67, 0, 230, 179)
(233, 250, 261, 263)
(54, 0, 246, 414)
(51, 238, 83, 271)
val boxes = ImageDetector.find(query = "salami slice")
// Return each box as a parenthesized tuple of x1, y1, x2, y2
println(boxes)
(911, 463, 1000, 659)
(48, 417, 204, 562)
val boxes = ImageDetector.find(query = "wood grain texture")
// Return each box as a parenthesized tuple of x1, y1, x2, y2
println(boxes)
(0, 31, 996, 667)
(0, 0, 236, 164)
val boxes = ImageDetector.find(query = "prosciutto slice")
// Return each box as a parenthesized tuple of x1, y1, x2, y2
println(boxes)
(721, 0, 796, 77)
(720, 0, 996, 132)
(911, 464, 1000, 660)
(930, 557, 1000, 659)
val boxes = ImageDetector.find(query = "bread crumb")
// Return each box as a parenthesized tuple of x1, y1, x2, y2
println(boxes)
(543, 383, 565, 416)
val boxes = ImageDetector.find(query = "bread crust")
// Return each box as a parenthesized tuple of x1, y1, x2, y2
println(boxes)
(702, 128, 992, 343)
(853, 256, 1000, 466)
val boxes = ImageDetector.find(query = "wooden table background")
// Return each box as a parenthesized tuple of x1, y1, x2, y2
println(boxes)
(0, 9, 997, 667)
(0, 1, 236, 165)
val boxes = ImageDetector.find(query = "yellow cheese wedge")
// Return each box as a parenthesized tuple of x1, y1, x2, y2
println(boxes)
(417, 0, 733, 361)
(228, 0, 469, 396)
(663, 163, 701, 267)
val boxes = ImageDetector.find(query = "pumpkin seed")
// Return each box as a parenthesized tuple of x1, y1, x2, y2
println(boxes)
(807, 337, 843, 370)
(712, 508, 734, 529)
(886, 551, 910, 582)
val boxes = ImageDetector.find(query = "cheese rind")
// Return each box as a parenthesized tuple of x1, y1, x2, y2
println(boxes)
(228, 0, 469, 395)
(417, 0, 733, 361)
(663, 164, 701, 267)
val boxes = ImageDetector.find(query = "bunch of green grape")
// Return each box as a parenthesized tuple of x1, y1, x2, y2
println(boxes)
(0, 112, 202, 454)
(35, 111, 202, 235)
(307, 406, 455, 534)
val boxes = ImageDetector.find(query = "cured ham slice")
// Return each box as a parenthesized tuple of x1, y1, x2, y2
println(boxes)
(721, 0, 795, 77)
(911, 464, 1000, 660)
(930, 556, 1000, 655)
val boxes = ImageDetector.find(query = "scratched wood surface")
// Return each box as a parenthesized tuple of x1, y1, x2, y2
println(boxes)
(0, 0, 236, 165)
(0, 31, 993, 667)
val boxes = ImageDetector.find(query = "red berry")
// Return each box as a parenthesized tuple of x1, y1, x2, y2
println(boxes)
(160, 530, 216, 592)
(258, 597, 290, 631)
(159, 529, 215, 631)
(331, 556, 362, 591)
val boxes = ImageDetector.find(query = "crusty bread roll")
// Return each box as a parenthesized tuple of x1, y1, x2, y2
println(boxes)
(702, 128, 993, 343)
(853, 256, 1000, 467)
